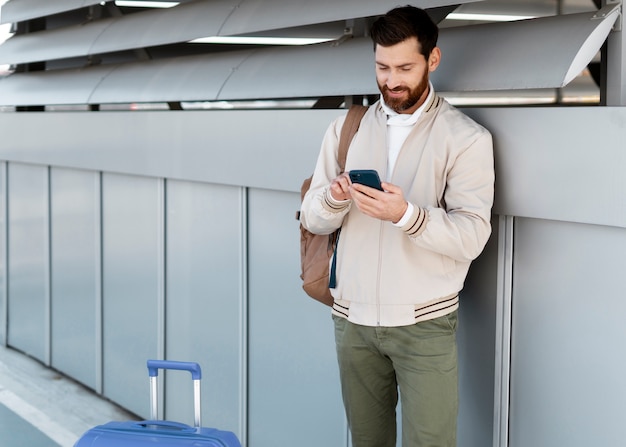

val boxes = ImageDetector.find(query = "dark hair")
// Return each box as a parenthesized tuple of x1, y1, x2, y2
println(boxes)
(370, 6, 439, 59)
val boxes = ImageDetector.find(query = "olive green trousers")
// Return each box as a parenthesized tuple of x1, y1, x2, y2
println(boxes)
(333, 311, 458, 447)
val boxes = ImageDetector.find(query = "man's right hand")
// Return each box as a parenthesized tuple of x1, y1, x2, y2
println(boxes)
(329, 172, 353, 201)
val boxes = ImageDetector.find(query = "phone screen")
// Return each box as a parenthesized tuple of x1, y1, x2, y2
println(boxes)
(349, 170, 383, 191)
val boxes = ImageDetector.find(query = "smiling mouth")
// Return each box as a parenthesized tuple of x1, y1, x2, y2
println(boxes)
(388, 89, 407, 98)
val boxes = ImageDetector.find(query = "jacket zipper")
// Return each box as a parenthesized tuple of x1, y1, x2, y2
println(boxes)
(376, 216, 384, 326)
(377, 144, 390, 326)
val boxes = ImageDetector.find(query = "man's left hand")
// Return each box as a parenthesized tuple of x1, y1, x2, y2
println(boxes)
(349, 182, 408, 223)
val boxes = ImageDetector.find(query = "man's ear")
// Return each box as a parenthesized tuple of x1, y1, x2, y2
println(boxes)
(428, 47, 441, 73)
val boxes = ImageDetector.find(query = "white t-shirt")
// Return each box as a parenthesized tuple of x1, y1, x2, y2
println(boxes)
(380, 83, 434, 226)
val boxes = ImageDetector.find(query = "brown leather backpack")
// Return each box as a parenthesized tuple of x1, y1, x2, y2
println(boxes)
(297, 105, 368, 306)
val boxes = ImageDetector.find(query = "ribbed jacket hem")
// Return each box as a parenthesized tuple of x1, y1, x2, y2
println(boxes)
(331, 293, 459, 327)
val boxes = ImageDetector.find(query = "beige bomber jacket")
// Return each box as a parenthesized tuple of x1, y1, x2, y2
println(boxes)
(300, 95, 495, 327)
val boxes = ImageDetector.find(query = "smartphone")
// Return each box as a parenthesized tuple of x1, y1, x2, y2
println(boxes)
(349, 169, 383, 191)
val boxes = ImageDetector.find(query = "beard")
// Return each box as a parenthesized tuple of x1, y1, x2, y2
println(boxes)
(379, 69, 430, 113)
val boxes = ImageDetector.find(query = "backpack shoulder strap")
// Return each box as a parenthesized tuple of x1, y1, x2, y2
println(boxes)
(337, 105, 369, 173)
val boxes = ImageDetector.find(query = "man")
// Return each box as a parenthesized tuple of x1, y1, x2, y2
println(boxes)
(300, 5, 494, 447)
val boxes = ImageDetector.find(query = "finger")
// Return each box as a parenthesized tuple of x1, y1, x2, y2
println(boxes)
(350, 183, 382, 198)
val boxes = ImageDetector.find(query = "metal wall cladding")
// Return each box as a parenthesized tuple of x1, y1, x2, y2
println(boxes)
(509, 218, 626, 447)
(7, 163, 49, 364)
(456, 218, 499, 447)
(246, 188, 346, 447)
(0, 163, 6, 347)
(101, 172, 164, 417)
(50, 167, 101, 390)
(164, 179, 244, 433)
(1, 104, 625, 446)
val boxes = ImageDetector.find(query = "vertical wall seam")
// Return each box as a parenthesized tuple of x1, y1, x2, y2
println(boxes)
(161, 178, 167, 363)
(493, 215, 514, 447)
(240, 186, 249, 446)
(158, 178, 166, 420)
(95, 171, 104, 395)
(0, 162, 7, 347)
(45, 166, 51, 367)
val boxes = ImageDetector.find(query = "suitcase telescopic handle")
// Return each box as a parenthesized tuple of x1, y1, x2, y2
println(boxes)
(146, 360, 202, 428)
(147, 360, 202, 380)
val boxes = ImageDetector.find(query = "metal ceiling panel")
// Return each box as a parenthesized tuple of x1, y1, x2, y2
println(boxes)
(451, 0, 596, 18)
(0, 22, 111, 65)
(0, 49, 253, 105)
(0, 66, 116, 105)
(0, 0, 110, 25)
(217, 0, 479, 36)
(89, 49, 254, 103)
(437, 5, 620, 90)
(0, 0, 479, 65)
(0, 0, 239, 65)
(216, 39, 375, 100)
(0, 7, 618, 106)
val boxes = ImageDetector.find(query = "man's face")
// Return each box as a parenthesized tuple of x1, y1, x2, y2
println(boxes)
(375, 37, 440, 114)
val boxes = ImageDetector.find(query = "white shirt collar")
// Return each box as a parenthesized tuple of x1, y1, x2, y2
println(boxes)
(380, 82, 435, 127)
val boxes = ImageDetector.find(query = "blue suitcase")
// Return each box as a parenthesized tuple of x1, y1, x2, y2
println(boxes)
(74, 360, 241, 447)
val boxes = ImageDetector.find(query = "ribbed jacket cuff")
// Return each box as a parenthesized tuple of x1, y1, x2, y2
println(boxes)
(322, 187, 351, 213)
(400, 204, 428, 237)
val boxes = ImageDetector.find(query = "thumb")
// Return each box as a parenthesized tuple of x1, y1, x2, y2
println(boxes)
(381, 182, 400, 194)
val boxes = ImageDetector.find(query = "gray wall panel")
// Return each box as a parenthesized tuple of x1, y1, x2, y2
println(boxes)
(7, 163, 49, 363)
(0, 110, 343, 194)
(102, 173, 164, 417)
(509, 218, 626, 447)
(0, 107, 625, 230)
(464, 107, 626, 229)
(0, 163, 6, 346)
(247, 188, 347, 447)
(164, 179, 244, 436)
(457, 218, 498, 447)
(50, 167, 100, 390)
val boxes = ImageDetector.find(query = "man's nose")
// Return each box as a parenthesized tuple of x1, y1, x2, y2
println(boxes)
(386, 71, 401, 89)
